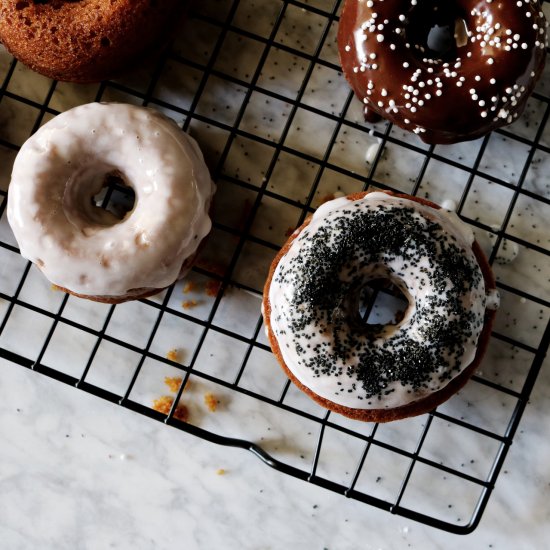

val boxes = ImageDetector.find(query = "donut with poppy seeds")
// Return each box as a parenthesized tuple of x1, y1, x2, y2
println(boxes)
(262, 191, 498, 423)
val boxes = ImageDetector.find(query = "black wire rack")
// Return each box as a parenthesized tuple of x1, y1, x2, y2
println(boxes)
(0, 0, 549, 535)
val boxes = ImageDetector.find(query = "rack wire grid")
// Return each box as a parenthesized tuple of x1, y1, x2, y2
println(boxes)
(0, 0, 549, 536)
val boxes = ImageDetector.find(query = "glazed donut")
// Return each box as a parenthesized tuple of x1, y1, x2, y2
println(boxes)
(7, 102, 215, 304)
(0, 0, 183, 82)
(262, 191, 499, 423)
(338, 0, 548, 144)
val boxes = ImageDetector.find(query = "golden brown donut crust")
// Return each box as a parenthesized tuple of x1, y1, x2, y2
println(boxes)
(0, 0, 184, 83)
(262, 191, 497, 423)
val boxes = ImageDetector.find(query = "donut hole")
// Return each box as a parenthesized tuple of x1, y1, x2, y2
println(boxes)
(425, 19, 469, 53)
(356, 278, 410, 329)
(426, 24, 455, 55)
(92, 172, 136, 223)
(406, 5, 469, 60)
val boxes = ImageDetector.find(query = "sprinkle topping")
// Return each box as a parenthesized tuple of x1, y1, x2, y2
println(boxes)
(268, 193, 489, 410)
(338, 0, 548, 143)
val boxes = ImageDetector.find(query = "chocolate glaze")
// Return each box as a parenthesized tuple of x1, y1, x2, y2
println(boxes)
(338, 0, 548, 144)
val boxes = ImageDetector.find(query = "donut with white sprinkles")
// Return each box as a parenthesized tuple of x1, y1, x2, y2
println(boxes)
(338, 0, 548, 144)
(262, 191, 499, 422)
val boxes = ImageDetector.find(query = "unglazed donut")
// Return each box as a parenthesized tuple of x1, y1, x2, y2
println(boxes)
(7, 102, 214, 304)
(0, 0, 183, 82)
(338, 0, 548, 144)
(262, 191, 498, 422)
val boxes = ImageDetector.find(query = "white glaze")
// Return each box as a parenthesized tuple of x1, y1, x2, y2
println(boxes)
(268, 192, 491, 410)
(7, 103, 214, 297)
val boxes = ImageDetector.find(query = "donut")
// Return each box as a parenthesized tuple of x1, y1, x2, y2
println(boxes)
(7, 102, 215, 304)
(262, 191, 499, 423)
(338, 0, 548, 144)
(0, 0, 183, 83)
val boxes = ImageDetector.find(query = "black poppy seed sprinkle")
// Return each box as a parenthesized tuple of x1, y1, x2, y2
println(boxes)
(270, 196, 486, 404)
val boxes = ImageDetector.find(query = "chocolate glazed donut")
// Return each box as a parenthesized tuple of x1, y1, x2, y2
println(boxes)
(338, 0, 548, 144)
(0, 0, 185, 83)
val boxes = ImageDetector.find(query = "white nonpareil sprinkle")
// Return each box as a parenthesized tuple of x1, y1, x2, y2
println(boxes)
(441, 199, 457, 211)
(345, 0, 545, 134)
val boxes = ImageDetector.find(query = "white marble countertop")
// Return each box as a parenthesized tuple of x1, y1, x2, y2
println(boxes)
(1, 355, 549, 549)
(1, 0, 550, 548)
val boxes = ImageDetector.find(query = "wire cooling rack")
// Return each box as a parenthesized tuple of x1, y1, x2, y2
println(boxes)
(0, 0, 549, 535)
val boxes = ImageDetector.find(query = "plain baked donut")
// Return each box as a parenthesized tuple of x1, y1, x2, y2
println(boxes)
(7, 102, 215, 304)
(0, 0, 184, 82)
(338, 0, 548, 144)
(263, 191, 498, 423)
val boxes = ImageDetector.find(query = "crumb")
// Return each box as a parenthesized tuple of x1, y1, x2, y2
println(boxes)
(152, 395, 173, 414)
(204, 392, 219, 412)
(182, 281, 197, 294)
(166, 349, 181, 362)
(51, 284, 61, 292)
(205, 280, 222, 297)
(152, 396, 189, 422)
(153, 395, 174, 414)
(173, 405, 189, 422)
(164, 376, 183, 393)
(174, 405, 189, 422)
(216, 468, 226, 475)
(182, 299, 198, 309)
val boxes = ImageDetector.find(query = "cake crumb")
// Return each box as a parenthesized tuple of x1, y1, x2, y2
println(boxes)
(166, 349, 181, 362)
(205, 280, 221, 297)
(164, 376, 183, 393)
(152, 396, 189, 422)
(173, 405, 189, 422)
(204, 392, 219, 412)
(182, 299, 198, 309)
(182, 281, 197, 294)
(216, 468, 226, 476)
(152, 395, 173, 414)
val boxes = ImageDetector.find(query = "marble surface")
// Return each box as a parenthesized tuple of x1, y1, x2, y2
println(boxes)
(0, 356, 549, 550)
(0, 0, 550, 547)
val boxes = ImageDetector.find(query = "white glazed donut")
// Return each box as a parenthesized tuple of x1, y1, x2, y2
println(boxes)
(263, 191, 499, 422)
(7, 102, 215, 303)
